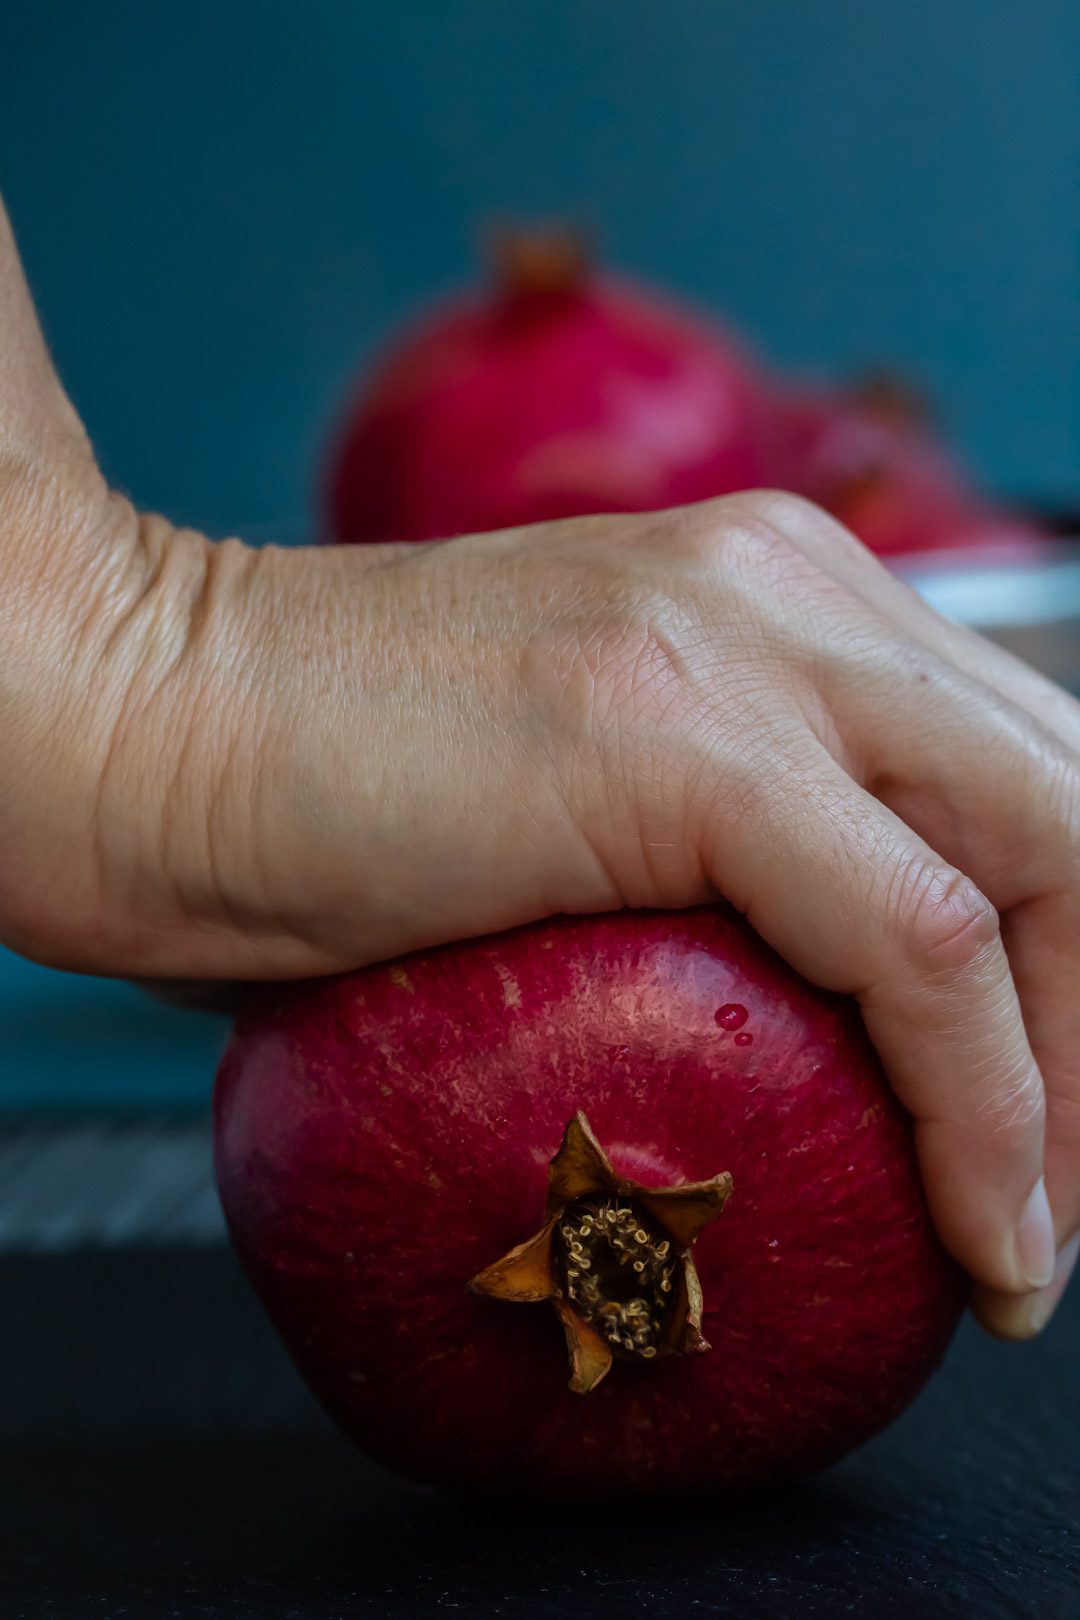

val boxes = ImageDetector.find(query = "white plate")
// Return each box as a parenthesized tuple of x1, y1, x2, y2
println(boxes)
(898, 540, 1080, 629)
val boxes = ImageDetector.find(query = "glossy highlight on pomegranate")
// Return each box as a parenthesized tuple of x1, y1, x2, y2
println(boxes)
(214, 907, 967, 1497)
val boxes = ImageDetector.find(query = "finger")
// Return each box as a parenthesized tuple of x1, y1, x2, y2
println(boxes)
(738, 489, 1080, 755)
(972, 1229, 1080, 1341)
(979, 889, 1080, 1337)
(732, 492, 1080, 1307)
(777, 514, 1080, 1260)
(1003, 892, 1080, 1232)
(814, 608, 1080, 1323)
(772, 516, 1080, 1326)
(700, 723, 1052, 1296)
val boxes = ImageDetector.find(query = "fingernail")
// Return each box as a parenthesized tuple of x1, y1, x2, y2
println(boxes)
(1015, 1178, 1056, 1290)
(1023, 1230, 1080, 1337)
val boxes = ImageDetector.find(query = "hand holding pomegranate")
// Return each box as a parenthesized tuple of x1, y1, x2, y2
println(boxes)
(1, 197, 1078, 1364)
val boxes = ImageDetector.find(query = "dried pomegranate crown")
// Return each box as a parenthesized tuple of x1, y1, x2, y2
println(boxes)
(468, 1111, 733, 1393)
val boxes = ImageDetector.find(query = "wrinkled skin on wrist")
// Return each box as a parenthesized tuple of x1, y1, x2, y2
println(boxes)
(1, 195, 1079, 1344)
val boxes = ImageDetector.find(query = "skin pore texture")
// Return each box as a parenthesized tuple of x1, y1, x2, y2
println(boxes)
(1, 197, 1078, 1343)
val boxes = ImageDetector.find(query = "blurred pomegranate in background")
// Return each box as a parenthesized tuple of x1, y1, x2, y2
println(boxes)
(326, 229, 773, 543)
(776, 375, 1049, 561)
(325, 228, 1048, 563)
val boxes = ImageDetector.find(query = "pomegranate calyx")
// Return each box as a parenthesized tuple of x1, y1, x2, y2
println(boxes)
(468, 1111, 732, 1394)
(488, 222, 591, 303)
(849, 367, 931, 433)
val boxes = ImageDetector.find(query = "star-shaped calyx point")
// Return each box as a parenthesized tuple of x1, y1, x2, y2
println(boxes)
(467, 1112, 733, 1394)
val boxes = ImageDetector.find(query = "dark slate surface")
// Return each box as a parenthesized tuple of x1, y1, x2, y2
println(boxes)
(2, 1245, 1077, 1619)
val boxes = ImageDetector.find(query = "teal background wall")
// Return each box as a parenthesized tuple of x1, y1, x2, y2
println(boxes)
(1, 0, 1077, 1110)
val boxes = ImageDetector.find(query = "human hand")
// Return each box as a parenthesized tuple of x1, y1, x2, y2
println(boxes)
(2, 200, 1077, 1341)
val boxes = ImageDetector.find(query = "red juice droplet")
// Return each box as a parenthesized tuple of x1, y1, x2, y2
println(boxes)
(734, 1031, 753, 1047)
(715, 1003, 748, 1031)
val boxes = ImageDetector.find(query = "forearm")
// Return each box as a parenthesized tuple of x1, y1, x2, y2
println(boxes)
(0, 489, 568, 979)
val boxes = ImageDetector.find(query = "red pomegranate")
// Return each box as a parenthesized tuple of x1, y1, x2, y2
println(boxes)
(776, 376, 1047, 561)
(214, 907, 966, 1497)
(325, 230, 773, 543)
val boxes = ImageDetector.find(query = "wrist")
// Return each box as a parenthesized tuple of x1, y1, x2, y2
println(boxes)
(0, 476, 212, 970)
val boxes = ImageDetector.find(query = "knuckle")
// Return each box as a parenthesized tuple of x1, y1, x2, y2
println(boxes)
(731, 487, 830, 534)
(630, 502, 741, 572)
(684, 499, 857, 619)
(892, 862, 1001, 979)
(734, 487, 871, 558)
(633, 496, 796, 580)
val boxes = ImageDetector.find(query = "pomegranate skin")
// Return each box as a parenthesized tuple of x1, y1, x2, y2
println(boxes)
(776, 384, 1047, 561)
(325, 275, 772, 544)
(214, 907, 966, 1497)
